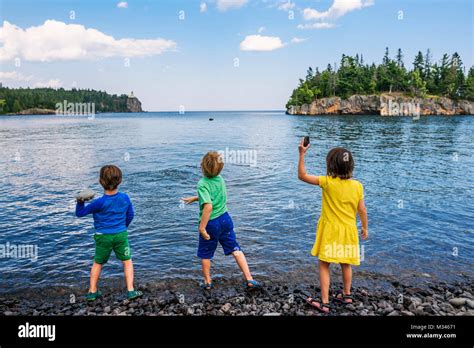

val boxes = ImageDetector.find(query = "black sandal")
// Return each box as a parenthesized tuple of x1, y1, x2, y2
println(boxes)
(306, 297, 331, 313)
(333, 292, 354, 304)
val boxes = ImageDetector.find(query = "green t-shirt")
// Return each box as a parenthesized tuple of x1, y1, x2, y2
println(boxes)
(197, 175, 228, 221)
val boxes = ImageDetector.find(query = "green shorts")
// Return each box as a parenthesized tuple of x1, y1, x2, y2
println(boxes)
(93, 231, 131, 264)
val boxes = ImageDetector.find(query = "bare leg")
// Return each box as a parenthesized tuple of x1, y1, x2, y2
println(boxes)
(201, 259, 212, 284)
(319, 260, 330, 304)
(232, 251, 253, 281)
(340, 263, 352, 296)
(89, 262, 102, 293)
(123, 259, 134, 291)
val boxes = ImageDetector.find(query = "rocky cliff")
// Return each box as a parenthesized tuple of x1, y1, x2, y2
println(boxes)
(287, 94, 474, 116)
(126, 95, 143, 112)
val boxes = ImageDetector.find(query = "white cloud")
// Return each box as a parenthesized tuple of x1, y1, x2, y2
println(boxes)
(117, 2, 128, 9)
(0, 71, 33, 81)
(0, 20, 177, 62)
(303, 0, 373, 20)
(291, 37, 307, 43)
(297, 22, 336, 29)
(33, 79, 62, 88)
(240, 35, 285, 52)
(200, 2, 208, 12)
(216, 0, 247, 11)
(278, 1, 295, 11)
(258, 26, 266, 33)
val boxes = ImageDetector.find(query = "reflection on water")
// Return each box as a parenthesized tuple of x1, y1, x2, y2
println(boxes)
(0, 112, 473, 290)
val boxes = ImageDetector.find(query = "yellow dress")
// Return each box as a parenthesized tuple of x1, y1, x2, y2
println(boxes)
(311, 176, 364, 265)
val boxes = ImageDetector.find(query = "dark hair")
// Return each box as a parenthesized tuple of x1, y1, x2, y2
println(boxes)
(201, 151, 224, 178)
(99, 165, 122, 190)
(326, 147, 354, 179)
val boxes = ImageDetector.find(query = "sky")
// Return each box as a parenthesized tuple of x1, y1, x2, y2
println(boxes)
(0, 0, 472, 111)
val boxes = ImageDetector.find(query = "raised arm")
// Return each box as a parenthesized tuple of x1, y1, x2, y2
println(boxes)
(75, 198, 104, 217)
(181, 196, 198, 204)
(357, 199, 368, 240)
(298, 137, 320, 186)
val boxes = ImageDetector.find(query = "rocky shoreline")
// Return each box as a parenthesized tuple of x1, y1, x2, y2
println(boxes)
(6, 108, 57, 115)
(1, 275, 472, 316)
(287, 94, 474, 116)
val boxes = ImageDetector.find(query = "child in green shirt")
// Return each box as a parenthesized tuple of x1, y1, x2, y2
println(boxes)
(182, 151, 261, 290)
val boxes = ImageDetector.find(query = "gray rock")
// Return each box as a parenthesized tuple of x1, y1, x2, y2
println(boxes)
(466, 299, 474, 309)
(401, 310, 415, 316)
(414, 307, 425, 316)
(346, 304, 356, 311)
(75, 188, 96, 201)
(440, 303, 455, 312)
(263, 312, 281, 316)
(221, 303, 232, 313)
(461, 292, 472, 299)
(387, 310, 399, 316)
(449, 298, 467, 308)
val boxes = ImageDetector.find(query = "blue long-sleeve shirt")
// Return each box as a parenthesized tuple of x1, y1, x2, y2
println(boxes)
(75, 192, 134, 234)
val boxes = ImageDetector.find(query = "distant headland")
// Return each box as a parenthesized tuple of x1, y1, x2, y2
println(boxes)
(0, 87, 143, 115)
(286, 48, 474, 116)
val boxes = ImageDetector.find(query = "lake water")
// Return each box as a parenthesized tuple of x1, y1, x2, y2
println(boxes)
(0, 112, 473, 291)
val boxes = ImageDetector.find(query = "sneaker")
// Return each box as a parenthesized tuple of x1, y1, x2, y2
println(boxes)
(86, 290, 102, 301)
(127, 290, 143, 300)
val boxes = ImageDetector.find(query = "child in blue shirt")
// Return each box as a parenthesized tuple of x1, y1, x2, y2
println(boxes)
(76, 165, 142, 301)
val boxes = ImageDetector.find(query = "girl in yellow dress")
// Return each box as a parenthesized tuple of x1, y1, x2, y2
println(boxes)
(298, 138, 368, 314)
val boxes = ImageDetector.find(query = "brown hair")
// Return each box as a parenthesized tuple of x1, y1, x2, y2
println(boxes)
(326, 147, 354, 179)
(99, 165, 122, 190)
(201, 151, 224, 178)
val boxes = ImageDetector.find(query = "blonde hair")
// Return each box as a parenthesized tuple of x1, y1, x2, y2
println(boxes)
(201, 151, 224, 178)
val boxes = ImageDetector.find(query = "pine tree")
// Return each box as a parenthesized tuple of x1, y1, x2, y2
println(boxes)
(462, 67, 474, 100)
(424, 49, 432, 82)
(413, 51, 424, 75)
(383, 47, 390, 66)
(396, 48, 404, 68)
(305, 67, 314, 82)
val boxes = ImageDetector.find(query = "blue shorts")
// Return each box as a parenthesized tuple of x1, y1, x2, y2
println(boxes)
(197, 212, 242, 259)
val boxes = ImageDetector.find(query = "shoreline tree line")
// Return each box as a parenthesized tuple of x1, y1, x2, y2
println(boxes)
(286, 48, 474, 109)
(0, 87, 132, 114)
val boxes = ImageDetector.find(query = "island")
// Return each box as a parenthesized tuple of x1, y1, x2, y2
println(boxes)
(0, 87, 143, 115)
(286, 48, 474, 116)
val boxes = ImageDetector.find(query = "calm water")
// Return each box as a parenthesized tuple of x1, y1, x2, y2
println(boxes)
(0, 112, 473, 291)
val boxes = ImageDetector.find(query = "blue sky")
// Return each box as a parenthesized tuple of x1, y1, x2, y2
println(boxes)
(0, 0, 472, 111)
